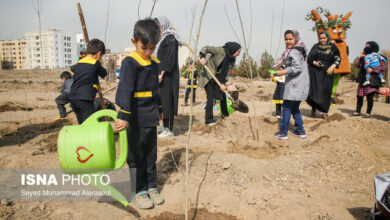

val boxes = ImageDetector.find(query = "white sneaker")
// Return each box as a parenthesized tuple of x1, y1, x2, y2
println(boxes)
(363, 81, 370, 86)
(381, 78, 386, 83)
(207, 122, 216, 126)
(158, 128, 174, 138)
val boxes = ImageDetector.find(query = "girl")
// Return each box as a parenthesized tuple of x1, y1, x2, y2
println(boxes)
(271, 30, 309, 140)
(155, 16, 183, 137)
(198, 42, 241, 125)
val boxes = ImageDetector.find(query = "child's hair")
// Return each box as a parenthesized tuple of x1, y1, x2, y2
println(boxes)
(133, 18, 161, 46)
(60, 71, 72, 79)
(284, 30, 294, 37)
(86, 39, 105, 55)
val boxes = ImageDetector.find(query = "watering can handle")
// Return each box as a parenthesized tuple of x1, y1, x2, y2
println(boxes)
(84, 109, 128, 169)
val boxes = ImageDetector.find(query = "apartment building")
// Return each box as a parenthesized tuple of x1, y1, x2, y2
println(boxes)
(76, 33, 86, 57)
(25, 29, 77, 69)
(0, 39, 28, 70)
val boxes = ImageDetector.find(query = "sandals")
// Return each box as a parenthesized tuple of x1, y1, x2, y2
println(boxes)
(322, 113, 328, 119)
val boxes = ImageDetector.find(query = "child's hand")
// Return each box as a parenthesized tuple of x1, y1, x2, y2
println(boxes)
(220, 84, 226, 92)
(159, 71, 165, 83)
(367, 67, 373, 73)
(159, 112, 163, 121)
(115, 119, 129, 131)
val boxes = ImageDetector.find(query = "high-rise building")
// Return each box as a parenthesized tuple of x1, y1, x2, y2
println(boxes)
(25, 29, 78, 69)
(76, 33, 86, 58)
(0, 39, 28, 70)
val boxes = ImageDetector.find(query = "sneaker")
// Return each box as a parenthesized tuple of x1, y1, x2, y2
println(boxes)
(274, 131, 288, 140)
(158, 128, 174, 138)
(276, 115, 281, 119)
(132, 191, 153, 209)
(148, 188, 164, 205)
(206, 119, 216, 126)
(363, 81, 370, 86)
(157, 126, 165, 134)
(292, 130, 306, 139)
(381, 78, 386, 83)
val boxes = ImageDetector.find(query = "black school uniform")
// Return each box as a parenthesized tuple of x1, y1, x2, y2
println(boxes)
(184, 68, 198, 103)
(115, 51, 162, 193)
(69, 56, 107, 124)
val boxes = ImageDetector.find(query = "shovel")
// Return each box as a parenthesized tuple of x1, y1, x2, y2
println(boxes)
(171, 26, 248, 113)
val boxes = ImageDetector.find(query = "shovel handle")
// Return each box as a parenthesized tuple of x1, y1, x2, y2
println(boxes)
(171, 25, 234, 101)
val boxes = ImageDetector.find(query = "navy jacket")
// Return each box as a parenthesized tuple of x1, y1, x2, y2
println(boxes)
(70, 57, 107, 100)
(115, 52, 162, 127)
(61, 78, 74, 94)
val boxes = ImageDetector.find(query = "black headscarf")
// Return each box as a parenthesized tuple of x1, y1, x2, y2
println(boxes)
(357, 41, 381, 85)
(364, 41, 379, 54)
(217, 42, 241, 83)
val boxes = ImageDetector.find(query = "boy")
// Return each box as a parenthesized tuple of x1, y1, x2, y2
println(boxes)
(55, 71, 73, 118)
(363, 51, 387, 86)
(115, 18, 164, 209)
(69, 39, 107, 124)
(182, 61, 198, 106)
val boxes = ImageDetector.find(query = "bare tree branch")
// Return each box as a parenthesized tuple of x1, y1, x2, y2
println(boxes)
(149, 0, 158, 18)
(193, 0, 208, 53)
(137, 0, 142, 19)
(223, 5, 242, 46)
(274, 0, 286, 59)
(188, 5, 196, 46)
(234, 0, 260, 141)
(248, 0, 253, 49)
(270, 8, 274, 56)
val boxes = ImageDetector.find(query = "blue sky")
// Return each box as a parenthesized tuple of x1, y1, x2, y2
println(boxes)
(1, 0, 389, 61)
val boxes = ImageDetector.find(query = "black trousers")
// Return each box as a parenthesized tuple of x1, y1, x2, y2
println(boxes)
(356, 93, 375, 114)
(127, 127, 157, 193)
(70, 100, 95, 124)
(184, 87, 196, 103)
(163, 118, 174, 131)
(276, 104, 282, 116)
(205, 82, 228, 124)
(55, 93, 70, 118)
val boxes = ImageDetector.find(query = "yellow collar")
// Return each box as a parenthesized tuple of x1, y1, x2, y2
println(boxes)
(77, 56, 97, 65)
(127, 51, 160, 66)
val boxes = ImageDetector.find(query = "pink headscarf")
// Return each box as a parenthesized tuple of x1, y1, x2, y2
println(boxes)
(272, 30, 307, 68)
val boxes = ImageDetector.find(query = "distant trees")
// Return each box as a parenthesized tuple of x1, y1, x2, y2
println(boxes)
(231, 50, 274, 79)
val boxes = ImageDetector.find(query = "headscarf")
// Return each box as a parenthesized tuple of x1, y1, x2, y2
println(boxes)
(217, 42, 241, 84)
(154, 16, 183, 55)
(364, 41, 379, 54)
(318, 31, 331, 53)
(272, 29, 307, 68)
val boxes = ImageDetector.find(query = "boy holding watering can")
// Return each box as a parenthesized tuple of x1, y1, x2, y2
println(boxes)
(69, 39, 107, 124)
(115, 19, 164, 209)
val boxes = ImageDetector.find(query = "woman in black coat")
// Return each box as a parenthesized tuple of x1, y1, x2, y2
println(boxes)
(155, 16, 182, 137)
(306, 31, 341, 119)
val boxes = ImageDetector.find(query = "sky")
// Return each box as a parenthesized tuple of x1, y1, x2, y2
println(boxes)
(0, 0, 389, 62)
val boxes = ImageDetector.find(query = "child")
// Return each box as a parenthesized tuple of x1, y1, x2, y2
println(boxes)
(269, 69, 285, 119)
(272, 30, 309, 140)
(198, 42, 241, 125)
(69, 39, 107, 124)
(115, 18, 164, 209)
(182, 61, 198, 106)
(55, 71, 73, 118)
(362, 46, 387, 86)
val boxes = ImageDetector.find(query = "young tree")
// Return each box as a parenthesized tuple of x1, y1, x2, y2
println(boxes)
(236, 52, 258, 78)
(347, 56, 360, 81)
(258, 50, 274, 79)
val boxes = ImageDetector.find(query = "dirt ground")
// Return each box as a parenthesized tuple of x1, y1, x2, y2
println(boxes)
(0, 69, 389, 220)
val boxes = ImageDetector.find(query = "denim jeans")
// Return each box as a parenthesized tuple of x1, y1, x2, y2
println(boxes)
(280, 100, 304, 134)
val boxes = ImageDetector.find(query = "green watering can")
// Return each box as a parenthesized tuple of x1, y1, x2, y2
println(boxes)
(57, 109, 129, 206)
